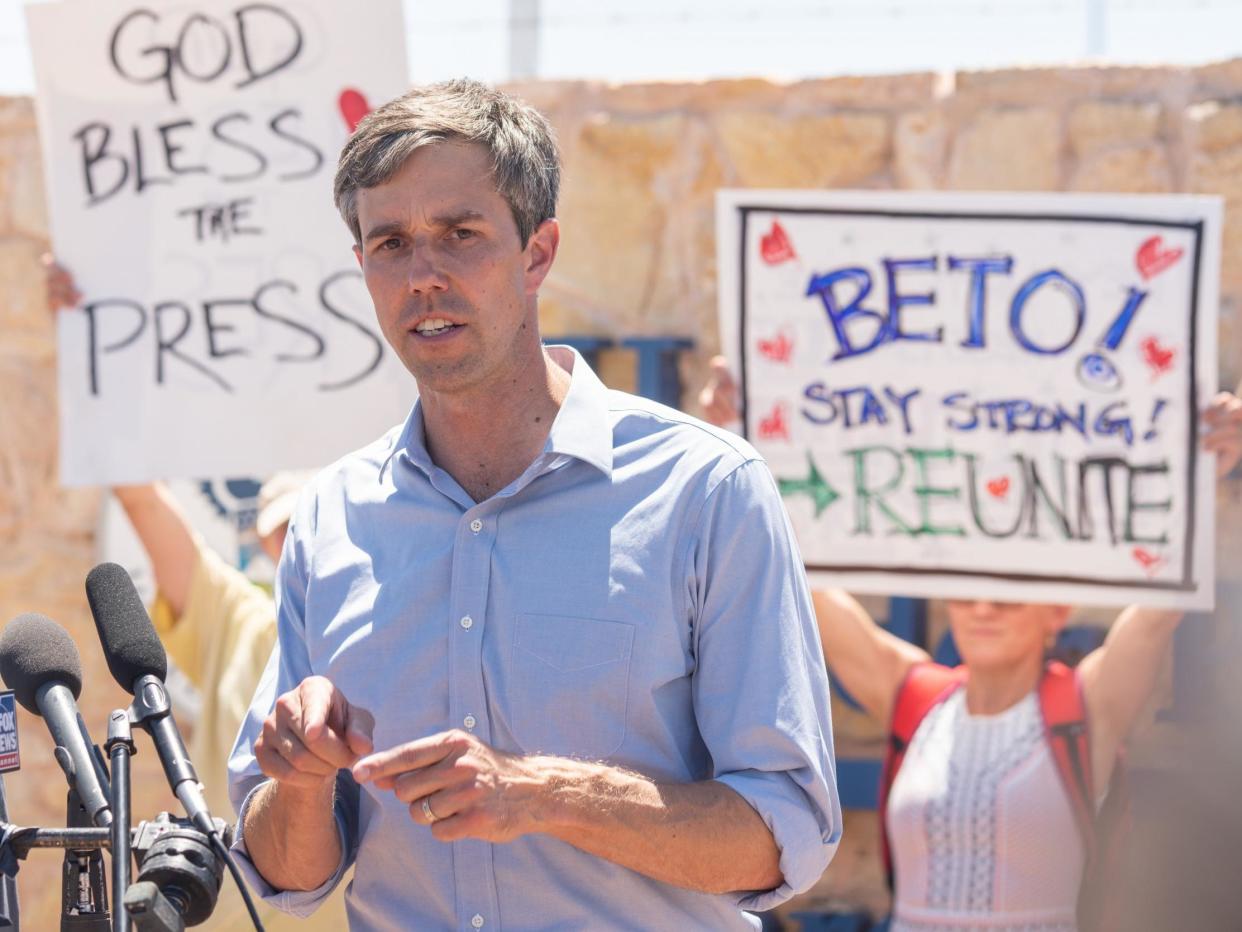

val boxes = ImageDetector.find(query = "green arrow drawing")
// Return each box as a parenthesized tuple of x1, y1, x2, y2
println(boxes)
(777, 453, 840, 518)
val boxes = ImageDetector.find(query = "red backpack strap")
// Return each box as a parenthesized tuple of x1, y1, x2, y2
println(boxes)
(879, 662, 967, 889)
(1038, 660, 1097, 864)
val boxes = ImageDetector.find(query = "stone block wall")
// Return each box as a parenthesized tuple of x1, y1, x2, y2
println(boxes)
(3, 58, 1242, 927)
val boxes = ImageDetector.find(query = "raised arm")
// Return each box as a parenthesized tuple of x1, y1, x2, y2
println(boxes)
(1077, 604, 1180, 792)
(811, 588, 929, 726)
(1078, 390, 1242, 790)
(112, 484, 198, 619)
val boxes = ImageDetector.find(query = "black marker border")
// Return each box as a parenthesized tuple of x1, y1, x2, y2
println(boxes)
(736, 204, 1205, 592)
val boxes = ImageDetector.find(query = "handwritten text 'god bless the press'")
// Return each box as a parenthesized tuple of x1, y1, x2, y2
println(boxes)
(69, 4, 386, 396)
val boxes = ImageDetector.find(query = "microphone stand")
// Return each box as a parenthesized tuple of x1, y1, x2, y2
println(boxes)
(105, 711, 135, 932)
(61, 787, 110, 930)
(0, 817, 230, 932)
(0, 776, 18, 928)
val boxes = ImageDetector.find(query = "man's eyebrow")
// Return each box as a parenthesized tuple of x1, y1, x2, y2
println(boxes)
(362, 210, 488, 243)
(362, 220, 407, 243)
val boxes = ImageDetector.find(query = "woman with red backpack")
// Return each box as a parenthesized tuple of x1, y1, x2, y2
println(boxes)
(700, 359, 1242, 930)
(821, 593, 1136, 930)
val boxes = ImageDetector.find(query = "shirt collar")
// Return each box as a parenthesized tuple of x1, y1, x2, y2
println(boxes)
(380, 345, 614, 483)
(542, 345, 614, 479)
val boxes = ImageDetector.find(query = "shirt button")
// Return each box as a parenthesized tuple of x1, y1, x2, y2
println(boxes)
(470, 519, 483, 533)
(460, 615, 473, 630)
(463, 714, 477, 730)
(471, 916, 484, 929)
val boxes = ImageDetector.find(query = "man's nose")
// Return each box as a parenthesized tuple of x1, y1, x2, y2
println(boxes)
(406, 244, 448, 293)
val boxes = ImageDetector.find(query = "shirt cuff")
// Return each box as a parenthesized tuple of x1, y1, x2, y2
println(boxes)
(229, 780, 350, 918)
(715, 769, 839, 912)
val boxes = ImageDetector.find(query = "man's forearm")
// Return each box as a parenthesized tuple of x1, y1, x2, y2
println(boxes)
(531, 758, 783, 895)
(242, 779, 343, 892)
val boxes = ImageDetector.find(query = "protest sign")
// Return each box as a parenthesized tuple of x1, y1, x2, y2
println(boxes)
(717, 190, 1221, 608)
(26, 0, 413, 485)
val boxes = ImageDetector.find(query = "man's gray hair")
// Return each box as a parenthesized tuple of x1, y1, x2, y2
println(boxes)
(334, 79, 560, 247)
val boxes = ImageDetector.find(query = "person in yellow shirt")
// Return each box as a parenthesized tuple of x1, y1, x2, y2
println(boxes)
(47, 256, 345, 928)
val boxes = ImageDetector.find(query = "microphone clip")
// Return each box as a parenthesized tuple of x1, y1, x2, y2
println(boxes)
(126, 677, 172, 730)
(105, 710, 136, 758)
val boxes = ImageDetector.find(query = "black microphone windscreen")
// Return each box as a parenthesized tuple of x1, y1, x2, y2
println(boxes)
(85, 562, 167, 690)
(0, 613, 84, 712)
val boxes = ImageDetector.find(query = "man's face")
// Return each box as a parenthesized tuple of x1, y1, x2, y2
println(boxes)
(353, 141, 558, 395)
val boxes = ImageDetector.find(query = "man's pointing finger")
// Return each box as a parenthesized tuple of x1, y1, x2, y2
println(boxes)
(352, 731, 462, 783)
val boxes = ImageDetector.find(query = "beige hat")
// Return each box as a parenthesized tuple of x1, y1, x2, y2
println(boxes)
(256, 470, 316, 539)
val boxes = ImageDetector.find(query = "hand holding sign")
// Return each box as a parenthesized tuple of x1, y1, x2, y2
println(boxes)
(699, 356, 740, 426)
(1203, 391, 1242, 479)
(42, 253, 81, 311)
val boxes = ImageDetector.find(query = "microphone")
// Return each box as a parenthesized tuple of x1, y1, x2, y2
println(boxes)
(0, 613, 113, 827)
(85, 563, 216, 837)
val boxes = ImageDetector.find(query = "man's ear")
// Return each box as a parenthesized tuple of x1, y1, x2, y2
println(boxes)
(353, 244, 364, 268)
(524, 218, 560, 295)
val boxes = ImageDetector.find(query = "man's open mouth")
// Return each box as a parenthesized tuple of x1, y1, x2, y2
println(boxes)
(414, 318, 463, 336)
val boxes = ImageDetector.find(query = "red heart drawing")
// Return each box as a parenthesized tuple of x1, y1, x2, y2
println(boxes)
(760, 220, 796, 265)
(338, 88, 372, 133)
(1139, 336, 1176, 378)
(1135, 235, 1184, 281)
(757, 330, 794, 363)
(985, 477, 1010, 499)
(758, 402, 790, 441)
(1132, 547, 1165, 576)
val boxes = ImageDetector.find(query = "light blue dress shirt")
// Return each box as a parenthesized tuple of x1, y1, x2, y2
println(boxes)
(228, 348, 841, 931)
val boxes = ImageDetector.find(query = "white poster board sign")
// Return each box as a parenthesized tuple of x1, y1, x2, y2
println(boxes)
(27, 0, 415, 486)
(717, 191, 1221, 609)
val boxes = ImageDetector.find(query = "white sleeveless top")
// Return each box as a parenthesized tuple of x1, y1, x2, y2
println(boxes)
(886, 687, 1085, 932)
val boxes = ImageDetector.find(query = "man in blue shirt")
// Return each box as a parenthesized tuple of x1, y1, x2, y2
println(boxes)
(228, 78, 841, 930)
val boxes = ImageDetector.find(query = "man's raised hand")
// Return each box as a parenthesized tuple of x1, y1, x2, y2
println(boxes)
(254, 675, 375, 790)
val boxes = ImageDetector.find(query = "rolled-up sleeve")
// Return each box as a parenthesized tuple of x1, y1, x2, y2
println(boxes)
(226, 493, 358, 916)
(229, 768, 357, 917)
(686, 458, 842, 911)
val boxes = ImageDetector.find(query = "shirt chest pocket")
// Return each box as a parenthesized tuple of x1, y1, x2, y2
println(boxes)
(509, 613, 634, 760)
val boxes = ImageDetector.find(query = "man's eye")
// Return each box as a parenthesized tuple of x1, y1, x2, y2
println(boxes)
(381, 238, 402, 250)
(451, 228, 476, 241)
